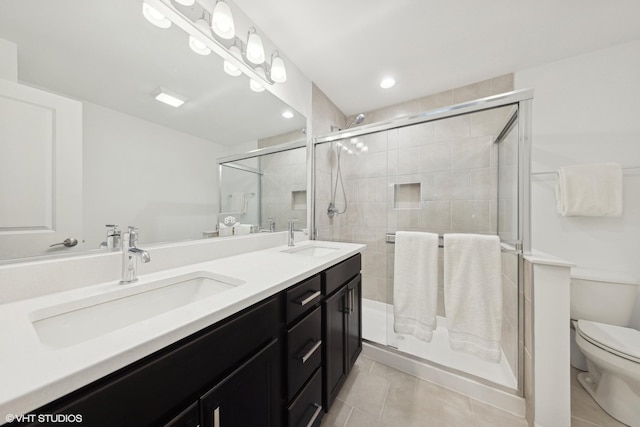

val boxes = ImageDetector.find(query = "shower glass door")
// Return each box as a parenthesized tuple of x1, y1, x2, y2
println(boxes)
(312, 94, 530, 395)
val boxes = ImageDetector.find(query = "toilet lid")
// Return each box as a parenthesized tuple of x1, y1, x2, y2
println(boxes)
(577, 320, 640, 363)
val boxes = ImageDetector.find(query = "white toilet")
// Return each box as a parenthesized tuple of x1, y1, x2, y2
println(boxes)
(570, 268, 640, 426)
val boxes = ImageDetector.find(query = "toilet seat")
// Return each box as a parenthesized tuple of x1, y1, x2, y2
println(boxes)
(577, 320, 640, 363)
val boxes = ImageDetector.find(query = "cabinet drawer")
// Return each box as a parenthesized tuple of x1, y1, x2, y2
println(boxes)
(287, 368, 323, 427)
(323, 254, 361, 296)
(286, 274, 322, 323)
(287, 306, 322, 401)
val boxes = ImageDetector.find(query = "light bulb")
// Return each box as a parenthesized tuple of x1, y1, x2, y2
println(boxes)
(224, 60, 241, 76)
(270, 52, 287, 83)
(380, 77, 396, 89)
(142, 2, 171, 29)
(188, 19, 211, 56)
(211, 1, 235, 39)
(246, 28, 265, 64)
(250, 79, 265, 92)
(223, 45, 242, 76)
(282, 111, 294, 119)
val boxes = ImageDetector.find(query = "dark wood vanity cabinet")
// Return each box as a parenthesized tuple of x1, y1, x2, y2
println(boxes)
(322, 255, 362, 411)
(199, 338, 281, 427)
(18, 254, 362, 427)
(285, 275, 324, 427)
(21, 296, 282, 427)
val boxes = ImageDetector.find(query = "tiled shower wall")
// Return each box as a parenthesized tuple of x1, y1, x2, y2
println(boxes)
(260, 147, 307, 231)
(314, 75, 521, 374)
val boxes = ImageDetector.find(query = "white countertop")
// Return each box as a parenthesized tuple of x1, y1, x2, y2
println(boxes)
(0, 240, 364, 419)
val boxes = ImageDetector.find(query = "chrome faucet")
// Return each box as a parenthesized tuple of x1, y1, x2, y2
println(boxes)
(287, 219, 307, 246)
(120, 226, 150, 284)
(259, 218, 276, 233)
(99, 224, 121, 250)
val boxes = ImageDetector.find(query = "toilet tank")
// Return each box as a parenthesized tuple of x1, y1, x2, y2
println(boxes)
(570, 268, 639, 326)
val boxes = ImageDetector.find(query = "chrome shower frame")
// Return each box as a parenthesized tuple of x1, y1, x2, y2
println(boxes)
(310, 89, 534, 397)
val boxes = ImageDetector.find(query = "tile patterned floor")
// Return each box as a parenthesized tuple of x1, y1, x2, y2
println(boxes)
(321, 355, 528, 427)
(321, 357, 629, 427)
(570, 367, 627, 427)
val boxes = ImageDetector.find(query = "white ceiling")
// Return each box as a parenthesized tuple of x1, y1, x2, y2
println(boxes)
(234, 0, 640, 116)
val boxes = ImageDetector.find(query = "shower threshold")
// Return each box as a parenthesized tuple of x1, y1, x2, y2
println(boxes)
(362, 298, 517, 390)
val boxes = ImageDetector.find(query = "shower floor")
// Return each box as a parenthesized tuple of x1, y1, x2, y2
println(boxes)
(362, 298, 517, 389)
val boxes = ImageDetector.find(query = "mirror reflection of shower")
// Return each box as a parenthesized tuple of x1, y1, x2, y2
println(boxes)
(328, 114, 366, 218)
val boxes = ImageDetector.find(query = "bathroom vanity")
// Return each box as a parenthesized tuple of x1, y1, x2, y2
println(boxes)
(0, 240, 362, 427)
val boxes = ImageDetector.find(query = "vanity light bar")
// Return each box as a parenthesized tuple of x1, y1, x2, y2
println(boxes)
(143, 0, 286, 87)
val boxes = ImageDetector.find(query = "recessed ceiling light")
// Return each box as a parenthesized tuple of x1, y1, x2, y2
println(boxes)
(282, 110, 294, 119)
(380, 77, 396, 89)
(153, 87, 187, 107)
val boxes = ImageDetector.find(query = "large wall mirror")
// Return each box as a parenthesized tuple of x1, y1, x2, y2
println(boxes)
(0, 0, 306, 261)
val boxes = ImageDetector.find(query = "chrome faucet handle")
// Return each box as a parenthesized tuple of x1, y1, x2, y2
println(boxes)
(103, 224, 121, 250)
(127, 226, 139, 247)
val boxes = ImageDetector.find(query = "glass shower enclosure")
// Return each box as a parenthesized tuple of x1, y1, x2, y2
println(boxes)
(312, 90, 532, 395)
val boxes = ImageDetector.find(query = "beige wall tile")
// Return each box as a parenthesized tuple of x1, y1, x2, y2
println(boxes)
(491, 74, 515, 94)
(453, 80, 494, 104)
(451, 136, 492, 170)
(418, 142, 452, 173)
(419, 201, 451, 230)
(418, 89, 454, 111)
(435, 114, 471, 142)
(451, 200, 491, 232)
(434, 171, 470, 200)
(470, 167, 498, 200)
(398, 121, 435, 148)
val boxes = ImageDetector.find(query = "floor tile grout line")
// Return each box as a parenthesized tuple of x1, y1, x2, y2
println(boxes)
(571, 416, 602, 427)
(377, 379, 392, 421)
(342, 406, 355, 427)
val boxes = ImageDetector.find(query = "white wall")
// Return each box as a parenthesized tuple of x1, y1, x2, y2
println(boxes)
(0, 39, 17, 82)
(83, 102, 232, 248)
(515, 40, 640, 327)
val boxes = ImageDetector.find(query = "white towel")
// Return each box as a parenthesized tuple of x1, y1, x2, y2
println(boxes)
(555, 162, 623, 216)
(393, 231, 439, 342)
(444, 234, 502, 363)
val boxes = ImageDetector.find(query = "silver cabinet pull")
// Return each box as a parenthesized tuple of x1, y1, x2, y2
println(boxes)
(349, 289, 354, 314)
(297, 290, 321, 306)
(299, 340, 322, 363)
(213, 407, 220, 427)
(305, 404, 323, 427)
(49, 238, 78, 248)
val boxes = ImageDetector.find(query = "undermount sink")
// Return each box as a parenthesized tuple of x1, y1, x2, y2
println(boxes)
(31, 271, 244, 348)
(282, 244, 340, 257)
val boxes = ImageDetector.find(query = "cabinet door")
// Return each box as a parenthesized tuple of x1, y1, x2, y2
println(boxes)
(200, 339, 282, 427)
(164, 402, 199, 427)
(346, 274, 362, 369)
(322, 287, 347, 410)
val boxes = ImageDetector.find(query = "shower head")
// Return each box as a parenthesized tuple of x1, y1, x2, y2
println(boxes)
(347, 113, 365, 129)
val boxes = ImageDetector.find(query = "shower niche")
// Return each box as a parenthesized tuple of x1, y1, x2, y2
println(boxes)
(393, 183, 421, 209)
(313, 90, 532, 398)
